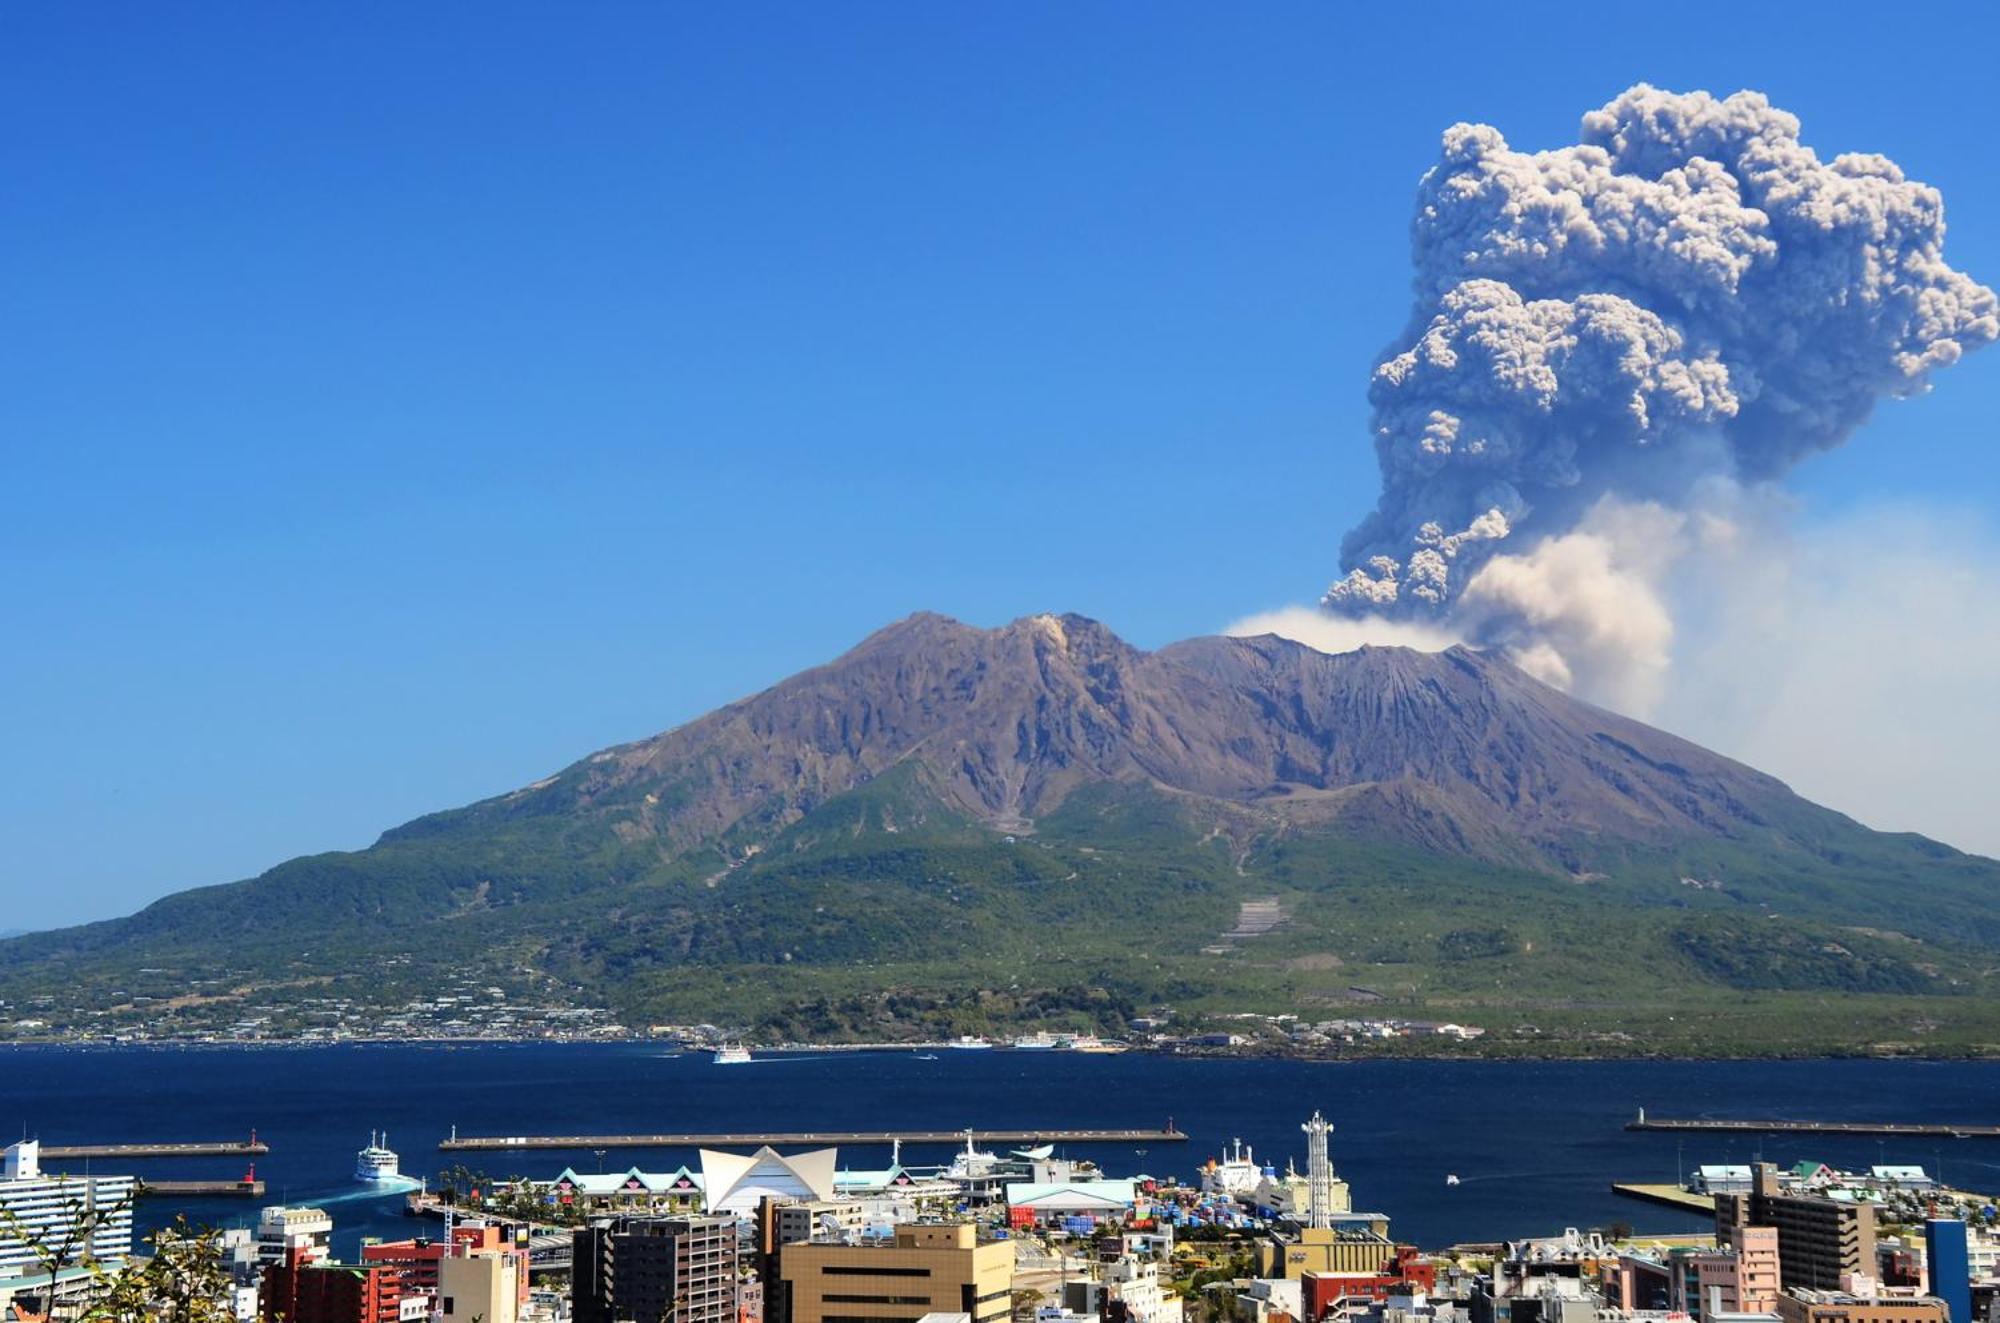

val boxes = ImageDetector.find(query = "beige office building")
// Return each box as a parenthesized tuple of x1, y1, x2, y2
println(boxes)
(439, 1250, 523, 1323)
(1257, 1222, 1397, 1280)
(780, 1224, 1011, 1323)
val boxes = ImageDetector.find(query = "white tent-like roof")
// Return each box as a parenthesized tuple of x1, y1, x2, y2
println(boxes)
(1004, 1180, 1138, 1213)
(700, 1146, 839, 1214)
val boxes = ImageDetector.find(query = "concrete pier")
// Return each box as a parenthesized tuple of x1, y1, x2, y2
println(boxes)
(39, 1139, 271, 1159)
(135, 1178, 267, 1198)
(1627, 1113, 2000, 1138)
(1611, 1182, 1718, 1214)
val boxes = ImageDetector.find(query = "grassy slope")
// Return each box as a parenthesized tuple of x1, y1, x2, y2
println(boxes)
(3, 768, 1997, 1054)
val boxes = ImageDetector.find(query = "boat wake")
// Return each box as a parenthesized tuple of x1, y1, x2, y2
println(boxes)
(305, 1175, 424, 1207)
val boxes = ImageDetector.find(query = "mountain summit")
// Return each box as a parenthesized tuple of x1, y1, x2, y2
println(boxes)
(6, 613, 1996, 1048)
(405, 611, 1802, 873)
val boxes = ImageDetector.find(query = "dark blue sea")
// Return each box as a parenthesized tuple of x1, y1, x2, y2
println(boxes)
(6, 1046, 1998, 1254)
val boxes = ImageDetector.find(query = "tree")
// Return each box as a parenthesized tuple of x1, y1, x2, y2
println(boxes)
(0, 1180, 136, 1321)
(84, 1217, 238, 1323)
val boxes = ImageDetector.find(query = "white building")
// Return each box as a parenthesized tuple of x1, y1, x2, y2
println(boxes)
(700, 1146, 838, 1216)
(1104, 1256, 1183, 1323)
(1868, 1166, 1935, 1193)
(1237, 1277, 1304, 1323)
(255, 1204, 333, 1266)
(1004, 1180, 1139, 1225)
(0, 1140, 134, 1281)
(774, 1199, 867, 1245)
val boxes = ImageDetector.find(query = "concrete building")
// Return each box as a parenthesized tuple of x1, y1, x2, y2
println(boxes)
(775, 1201, 868, 1247)
(573, 1214, 740, 1323)
(1694, 1228, 1784, 1320)
(1103, 1255, 1182, 1323)
(1060, 1257, 1183, 1323)
(1717, 1166, 1877, 1292)
(439, 1247, 525, 1323)
(778, 1224, 1012, 1323)
(1256, 1222, 1398, 1281)
(1300, 1248, 1437, 1318)
(259, 1249, 412, 1323)
(1698, 1168, 1759, 1196)
(362, 1224, 530, 1320)
(1467, 1275, 1597, 1323)
(1237, 1276, 1304, 1323)
(1774, 1291, 1947, 1323)
(258, 1205, 335, 1267)
(0, 1140, 134, 1285)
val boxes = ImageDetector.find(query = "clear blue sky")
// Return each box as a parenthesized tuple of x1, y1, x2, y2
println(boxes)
(5, 3, 1999, 928)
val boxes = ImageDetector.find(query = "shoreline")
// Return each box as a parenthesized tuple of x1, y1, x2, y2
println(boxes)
(1, 1037, 1997, 1064)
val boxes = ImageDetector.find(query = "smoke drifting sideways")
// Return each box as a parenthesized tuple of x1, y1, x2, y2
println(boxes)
(1319, 84, 1998, 711)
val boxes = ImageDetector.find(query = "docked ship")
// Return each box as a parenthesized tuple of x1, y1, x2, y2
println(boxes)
(713, 1042, 754, 1065)
(947, 1035, 994, 1050)
(1011, 1032, 1060, 1050)
(1199, 1137, 1265, 1199)
(1062, 1034, 1126, 1053)
(355, 1131, 400, 1183)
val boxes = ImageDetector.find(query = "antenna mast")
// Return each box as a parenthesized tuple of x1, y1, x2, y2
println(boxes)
(1302, 1111, 1334, 1231)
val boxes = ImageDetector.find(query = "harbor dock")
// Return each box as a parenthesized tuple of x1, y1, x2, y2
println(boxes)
(1611, 1182, 1718, 1214)
(1626, 1111, 2000, 1139)
(440, 1126, 1187, 1151)
(39, 1138, 270, 1159)
(135, 1178, 267, 1199)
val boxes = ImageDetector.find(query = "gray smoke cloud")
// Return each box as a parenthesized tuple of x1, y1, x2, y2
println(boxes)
(1322, 84, 1998, 698)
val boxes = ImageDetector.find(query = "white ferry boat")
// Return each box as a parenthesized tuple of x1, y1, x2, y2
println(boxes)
(713, 1042, 754, 1065)
(947, 1035, 994, 1050)
(355, 1131, 400, 1183)
(1011, 1032, 1060, 1050)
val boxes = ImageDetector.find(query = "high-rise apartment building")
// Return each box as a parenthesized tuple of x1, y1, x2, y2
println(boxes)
(0, 1140, 134, 1282)
(1715, 1165, 1876, 1291)
(573, 1214, 740, 1323)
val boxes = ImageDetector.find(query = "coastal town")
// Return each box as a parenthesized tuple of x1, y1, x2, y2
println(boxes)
(3, 1108, 1996, 1323)
(0, 976, 1490, 1056)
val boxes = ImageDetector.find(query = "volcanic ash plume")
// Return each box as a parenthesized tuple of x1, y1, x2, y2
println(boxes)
(1322, 84, 1997, 707)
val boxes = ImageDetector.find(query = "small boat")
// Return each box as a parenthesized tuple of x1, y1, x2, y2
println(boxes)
(947, 1035, 994, 1050)
(914, 1052, 940, 1061)
(1446, 1173, 1461, 1187)
(355, 1131, 400, 1183)
(713, 1042, 754, 1065)
(1013, 1144, 1056, 1160)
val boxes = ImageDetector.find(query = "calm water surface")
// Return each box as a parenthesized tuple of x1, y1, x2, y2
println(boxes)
(5, 1046, 1997, 1253)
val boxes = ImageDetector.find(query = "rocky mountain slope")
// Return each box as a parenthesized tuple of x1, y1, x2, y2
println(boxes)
(389, 611, 1830, 869)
